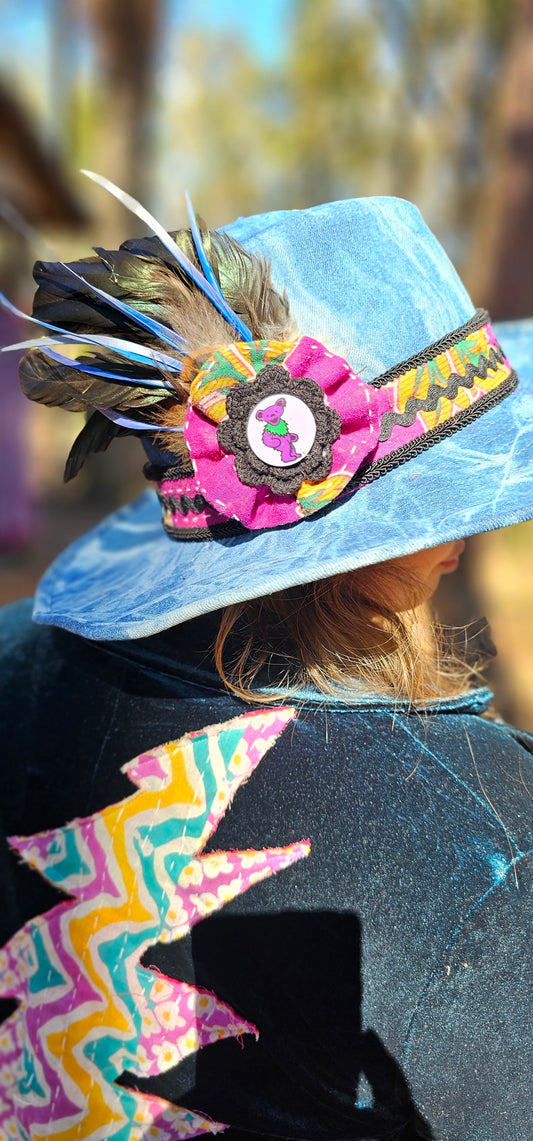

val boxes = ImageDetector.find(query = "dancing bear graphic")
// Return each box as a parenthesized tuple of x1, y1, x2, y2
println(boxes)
(256, 398, 301, 463)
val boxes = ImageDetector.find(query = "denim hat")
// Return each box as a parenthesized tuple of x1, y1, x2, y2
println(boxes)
(9, 193, 533, 640)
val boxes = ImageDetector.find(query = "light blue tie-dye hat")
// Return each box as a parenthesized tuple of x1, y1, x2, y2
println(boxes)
(6, 183, 533, 640)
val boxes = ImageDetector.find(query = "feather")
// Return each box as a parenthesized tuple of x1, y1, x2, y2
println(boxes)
(0, 297, 183, 372)
(19, 348, 169, 412)
(96, 406, 183, 432)
(92, 243, 237, 354)
(8, 189, 296, 478)
(31, 254, 184, 350)
(185, 191, 220, 294)
(206, 231, 294, 342)
(0, 290, 75, 336)
(82, 170, 252, 340)
(57, 259, 187, 351)
(97, 231, 294, 349)
(39, 346, 177, 391)
(64, 410, 131, 482)
(0, 334, 184, 373)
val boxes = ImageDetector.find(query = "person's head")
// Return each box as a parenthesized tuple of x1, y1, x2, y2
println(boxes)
(214, 540, 475, 705)
(6, 180, 533, 690)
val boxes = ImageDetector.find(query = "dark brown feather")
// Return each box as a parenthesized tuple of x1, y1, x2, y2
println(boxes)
(20, 224, 295, 476)
(19, 349, 169, 412)
(63, 410, 133, 483)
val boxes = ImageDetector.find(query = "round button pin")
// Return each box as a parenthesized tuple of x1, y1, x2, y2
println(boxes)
(247, 392, 317, 468)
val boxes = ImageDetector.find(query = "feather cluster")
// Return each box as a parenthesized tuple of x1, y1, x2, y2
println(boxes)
(18, 220, 294, 480)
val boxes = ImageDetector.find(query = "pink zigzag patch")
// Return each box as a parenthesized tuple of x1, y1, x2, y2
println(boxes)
(0, 707, 309, 1141)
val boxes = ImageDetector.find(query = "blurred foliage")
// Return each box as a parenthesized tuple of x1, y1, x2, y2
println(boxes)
(154, 0, 514, 268)
(0, 0, 515, 258)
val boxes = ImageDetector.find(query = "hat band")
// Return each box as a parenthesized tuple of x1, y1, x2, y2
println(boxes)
(146, 467, 248, 541)
(151, 309, 517, 541)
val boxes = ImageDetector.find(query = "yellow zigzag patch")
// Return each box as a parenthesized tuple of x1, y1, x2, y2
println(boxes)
(0, 708, 309, 1141)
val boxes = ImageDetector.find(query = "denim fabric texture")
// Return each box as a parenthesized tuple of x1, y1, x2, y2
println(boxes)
(29, 197, 533, 640)
(225, 197, 475, 379)
(1, 599, 531, 1141)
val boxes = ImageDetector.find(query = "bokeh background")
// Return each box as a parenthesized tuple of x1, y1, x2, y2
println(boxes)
(1, 0, 532, 726)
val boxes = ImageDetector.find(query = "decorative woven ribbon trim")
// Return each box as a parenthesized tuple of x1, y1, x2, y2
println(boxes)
(154, 471, 244, 542)
(152, 309, 516, 539)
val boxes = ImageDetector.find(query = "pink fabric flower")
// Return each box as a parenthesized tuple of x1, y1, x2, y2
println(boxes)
(184, 337, 382, 530)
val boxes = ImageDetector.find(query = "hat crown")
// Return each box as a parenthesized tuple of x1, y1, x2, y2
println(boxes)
(8, 188, 529, 639)
(225, 196, 475, 380)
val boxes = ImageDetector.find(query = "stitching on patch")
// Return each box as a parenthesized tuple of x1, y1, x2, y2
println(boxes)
(0, 709, 308, 1140)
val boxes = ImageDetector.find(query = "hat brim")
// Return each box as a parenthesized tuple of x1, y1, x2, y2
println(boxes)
(33, 320, 533, 640)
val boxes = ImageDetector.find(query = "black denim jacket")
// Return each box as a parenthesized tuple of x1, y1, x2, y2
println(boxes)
(0, 599, 531, 1141)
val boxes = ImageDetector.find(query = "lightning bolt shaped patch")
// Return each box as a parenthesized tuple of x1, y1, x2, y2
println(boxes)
(0, 707, 309, 1141)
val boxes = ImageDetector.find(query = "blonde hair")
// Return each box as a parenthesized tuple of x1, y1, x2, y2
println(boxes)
(214, 562, 483, 706)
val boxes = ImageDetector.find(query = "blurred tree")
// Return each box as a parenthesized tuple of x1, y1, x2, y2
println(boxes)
(272, 0, 384, 206)
(164, 31, 277, 224)
(467, 0, 533, 317)
(278, 0, 514, 258)
(372, 0, 510, 251)
(82, 0, 162, 205)
(170, 0, 511, 260)
(0, 82, 88, 228)
(42, 0, 165, 502)
(49, 0, 162, 237)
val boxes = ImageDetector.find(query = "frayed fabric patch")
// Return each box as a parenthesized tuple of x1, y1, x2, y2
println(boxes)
(0, 708, 309, 1141)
